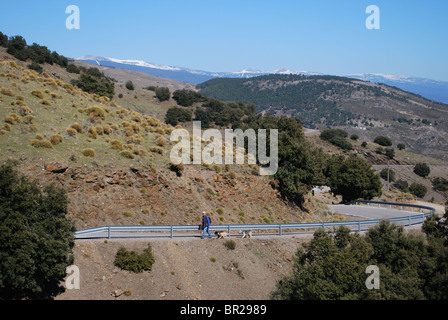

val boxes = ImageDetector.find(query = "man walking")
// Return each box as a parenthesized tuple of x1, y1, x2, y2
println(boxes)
(201, 211, 212, 239)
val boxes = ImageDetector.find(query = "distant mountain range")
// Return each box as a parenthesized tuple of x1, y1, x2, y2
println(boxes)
(76, 55, 448, 104)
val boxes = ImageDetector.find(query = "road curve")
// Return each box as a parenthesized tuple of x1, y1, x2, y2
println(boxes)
(328, 204, 423, 220)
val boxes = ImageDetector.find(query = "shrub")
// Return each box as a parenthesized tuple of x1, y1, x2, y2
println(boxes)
(329, 136, 352, 150)
(385, 148, 395, 159)
(31, 90, 44, 99)
(5, 113, 21, 125)
(70, 123, 84, 133)
(165, 107, 193, 126)
(22, 115, 35, 124)
(49, 134, 63, 145)
(350, 134, 359, 140)
(149, 146, 164, 155)
(380, 168, 395, 182)
(66, 128, 77, 137)
(88, 127, 98, 139)
(125, 80, 134, 91)
(120, 150, 135, 159)
(86, 106, 106, 122)
(30, 139, 53, 149)
(1, 88, 14, 97)
(320, 129, 348, 141)
(169, 162, 185, 176)
(27, 62, 43, 73)
(172, 89, 203, 106)
(155, 136, 167, 147)
(110, 139, 124, 150)
(409, 183, 427, 198)
(394, 179, 409, 192)
(82, 148, 95, 157)
(41, 99, 51, 105)
(432, 177, 448, 192)
(224, 240, 236, 250)
(155, 87, 170, 102)
(374, 136, 392, 147)
(414, 163, 430, 177)
(397, 143, 406, 150)
(113, 243, 155, 273)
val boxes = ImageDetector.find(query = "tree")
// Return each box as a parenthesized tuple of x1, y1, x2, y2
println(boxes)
(326, 155, 382, 203)
(394, 179, 409, 192)
(320, 129, 348, 141)
(0, 163, 75, 299)
(414, 163, 430, 177)
(271, 227, 375, 300)
(66, 64, 80, 74)
(125, 80, 134, 91)
(155, 87, 170, 102)
(397, 143, 406, 150)
(380, 168, 395, 182)
(272, 220, 446, 300)
(172, 89, 203, 106)
(72, 68, 115, 99)
(165, 107, 192, 126)
(374, 136, 392, 147)
(385, 147, 395, 159)
(409, 183, 427, 198)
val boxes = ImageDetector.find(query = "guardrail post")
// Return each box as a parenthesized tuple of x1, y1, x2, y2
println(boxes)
(228, 225, 231, 235)
(358, 222, 361, 233)
(279, 225, 282, 236)
(322, 223, 325, 232)
(108, 227, 111, 239)
(408, 216, 411, 226)
(170, 226, 173, 239)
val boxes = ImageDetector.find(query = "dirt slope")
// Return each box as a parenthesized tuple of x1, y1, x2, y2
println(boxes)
(56, 236, 310, 300)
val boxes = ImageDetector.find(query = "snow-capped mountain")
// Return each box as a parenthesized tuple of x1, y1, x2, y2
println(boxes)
(346, 73, 448, 104)
(75, 56, 448, 104)
(75, 56, 320, 83)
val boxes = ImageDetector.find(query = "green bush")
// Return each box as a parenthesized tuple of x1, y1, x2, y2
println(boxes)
(328, 136, 352, 150)
(380, 168, 395, 182)
(394, 179, 409, 192)
(374, 136, 392, 146)
(0, 163, 75, 299)
(165, 107, 192, 126)
(114, 244, 155, 273)
(414, 163, 430, 177)
(320, 129, 348, 141)
(125, 80, 134, 91)
(172, 89, 203, 106)
(409, 183, 427, 198)
(433, 177, 448, 191)
(155, 87, 170, 102)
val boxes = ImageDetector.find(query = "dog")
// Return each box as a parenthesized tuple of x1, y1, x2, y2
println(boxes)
(239, 230, 252, 239)
(214, 231, 228, 239)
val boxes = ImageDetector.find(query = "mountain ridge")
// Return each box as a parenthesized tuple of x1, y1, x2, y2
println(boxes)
(76, 55, 448, 104)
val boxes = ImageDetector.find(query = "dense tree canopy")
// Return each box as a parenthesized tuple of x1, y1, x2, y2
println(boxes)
(326, 155, 382, 203)
(0, 163, 75, 299)
(272, 212, 448, 300)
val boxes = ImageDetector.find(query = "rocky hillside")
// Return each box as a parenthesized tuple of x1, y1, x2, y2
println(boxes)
(0, 50, 337, 232)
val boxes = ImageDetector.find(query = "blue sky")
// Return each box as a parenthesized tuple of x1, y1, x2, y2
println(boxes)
(0, 0, 447, 81)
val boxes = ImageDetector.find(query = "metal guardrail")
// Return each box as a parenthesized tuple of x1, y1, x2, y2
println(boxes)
(74, 200, 437, 240)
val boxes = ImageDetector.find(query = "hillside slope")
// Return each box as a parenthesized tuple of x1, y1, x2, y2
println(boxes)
(0, 51, 337, 233)
(198, 75, 448, 161)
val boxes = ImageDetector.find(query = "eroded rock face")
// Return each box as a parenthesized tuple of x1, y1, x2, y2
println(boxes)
(44, 162, 68, 173)
(24, 161, 307, 231)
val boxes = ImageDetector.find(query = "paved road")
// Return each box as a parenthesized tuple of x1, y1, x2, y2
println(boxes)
(328, 204, 422, 220)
